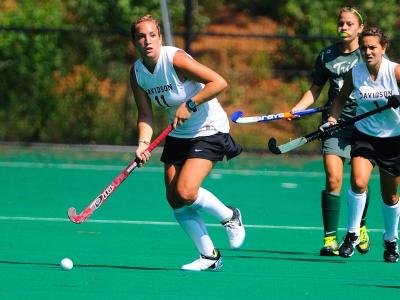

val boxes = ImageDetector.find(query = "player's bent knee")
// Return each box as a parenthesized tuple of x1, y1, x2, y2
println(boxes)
(175, 187, 198, 204)
(351, 179, 369, 193)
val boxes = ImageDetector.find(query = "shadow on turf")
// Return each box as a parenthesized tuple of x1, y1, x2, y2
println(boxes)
(220, 249, 346, 264)
(0, 260, 176, 271)
(348, 283, 400, 290)
(229, 249, 311, 256)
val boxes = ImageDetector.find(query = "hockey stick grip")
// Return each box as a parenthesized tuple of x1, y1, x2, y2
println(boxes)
(145, 124, 173, 152)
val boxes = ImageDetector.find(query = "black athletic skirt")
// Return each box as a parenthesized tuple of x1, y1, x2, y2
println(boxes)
(161, 132, 242, 165)
(351, 129, 400, 176)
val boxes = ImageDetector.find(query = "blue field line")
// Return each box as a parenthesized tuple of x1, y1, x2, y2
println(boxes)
(0, 215, 384, 232)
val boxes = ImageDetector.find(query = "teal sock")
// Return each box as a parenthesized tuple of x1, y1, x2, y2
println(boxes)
(321, 191, 340, 237)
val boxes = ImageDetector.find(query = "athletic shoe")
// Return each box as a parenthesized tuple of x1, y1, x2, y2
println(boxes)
(181, 249, 223, 271)
(384, 239, 399, 263)
(222, 206, 245, 249)
(320, 236, 339, 256)
(339, 232, 360, 258)
(356, 225, 370, 254)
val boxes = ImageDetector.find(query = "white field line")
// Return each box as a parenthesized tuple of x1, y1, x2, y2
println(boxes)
(0, 215, 384, 232)
(0, 161, 334, 178)
(0, 161, 381, 179)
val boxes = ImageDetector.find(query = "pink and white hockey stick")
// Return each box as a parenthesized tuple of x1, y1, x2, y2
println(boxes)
(68, 124, 173, 224)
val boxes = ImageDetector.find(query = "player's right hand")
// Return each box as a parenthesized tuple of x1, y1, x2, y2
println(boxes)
(135, 144, 151, 167)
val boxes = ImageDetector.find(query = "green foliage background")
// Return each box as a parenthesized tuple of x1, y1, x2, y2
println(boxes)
(1, 0, 399, 149)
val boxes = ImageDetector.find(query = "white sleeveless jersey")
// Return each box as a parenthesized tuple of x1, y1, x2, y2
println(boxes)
(351, 57, 400, 137)
(133, 46, 229, 138)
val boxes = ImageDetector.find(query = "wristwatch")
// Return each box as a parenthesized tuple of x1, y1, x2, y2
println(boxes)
(186, 99, 197, 112)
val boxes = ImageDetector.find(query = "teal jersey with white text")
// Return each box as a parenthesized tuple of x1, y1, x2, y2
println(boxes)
(312, 43, 362, 137)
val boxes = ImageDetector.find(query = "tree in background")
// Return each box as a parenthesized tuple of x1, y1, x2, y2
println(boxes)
(0, 0, 186, 144)
(0, 0, 399, 148)
(275, 0, 400, 71)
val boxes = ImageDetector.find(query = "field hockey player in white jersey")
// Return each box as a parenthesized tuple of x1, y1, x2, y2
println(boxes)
(130, 15, 245, 271)
(325, 27, 400, 262)
(290, 6, 370, 257)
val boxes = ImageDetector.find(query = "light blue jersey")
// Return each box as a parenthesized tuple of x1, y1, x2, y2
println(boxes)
(352, 57, 400, 137)
(134, 46, 229, 138)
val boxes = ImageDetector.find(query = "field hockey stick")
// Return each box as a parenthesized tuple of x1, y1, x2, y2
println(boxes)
(231, 107, 327, 124)
(231, 103, 357, 124)
(268, 97, 400, 154)
(68, 124, 173, 224)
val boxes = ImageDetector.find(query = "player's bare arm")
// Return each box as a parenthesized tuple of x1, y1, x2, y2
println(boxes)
(174, 50, 227, 105)
(129, 66, 153, 163)
(291, 84, 323, 113)
(394, 64, 400, 83)
(172, 50, 228, 127)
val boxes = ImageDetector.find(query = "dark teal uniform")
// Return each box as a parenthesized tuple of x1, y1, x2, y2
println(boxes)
(312, 43, 362, 158)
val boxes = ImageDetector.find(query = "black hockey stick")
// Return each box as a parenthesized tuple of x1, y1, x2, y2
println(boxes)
(268, 97, 400, 154)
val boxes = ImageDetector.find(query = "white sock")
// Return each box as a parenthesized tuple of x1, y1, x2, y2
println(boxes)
(347, 189, 366, 236)
(189, 187, 233, 223)
(382, 200, 400, 241)
(174, 206, 215, 256)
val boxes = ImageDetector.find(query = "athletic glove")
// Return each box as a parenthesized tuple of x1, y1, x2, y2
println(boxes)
(319, 121, 335, 132)
(387, 95, 400, 109)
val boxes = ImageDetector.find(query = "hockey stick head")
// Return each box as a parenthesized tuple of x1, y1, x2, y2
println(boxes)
(68, 207, 93, 224)
(67, 207, 80, 223)
(231, 111, 244, 123)
(267, 137, 282, 154)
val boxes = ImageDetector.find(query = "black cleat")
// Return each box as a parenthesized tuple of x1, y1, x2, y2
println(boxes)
(339, 232, 360, 258)
(384, 239, 399, 263)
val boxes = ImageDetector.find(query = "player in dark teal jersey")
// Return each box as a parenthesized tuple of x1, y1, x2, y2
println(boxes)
(290, 6, 370, 256)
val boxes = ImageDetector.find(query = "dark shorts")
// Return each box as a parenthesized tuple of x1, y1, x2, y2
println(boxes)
(161, 132, 243, 165)
(351, 129, 400, 176)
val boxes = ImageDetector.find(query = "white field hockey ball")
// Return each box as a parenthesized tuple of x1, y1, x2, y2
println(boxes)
(60, 258, 74, 270)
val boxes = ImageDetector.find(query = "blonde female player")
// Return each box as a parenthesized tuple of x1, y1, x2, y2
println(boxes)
(290, 6, 370, 256)
(130, 15, 245, 271)
(325, 27, 400, 262)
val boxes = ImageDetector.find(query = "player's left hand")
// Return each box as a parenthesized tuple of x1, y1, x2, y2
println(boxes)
(173, 102, 192, 128)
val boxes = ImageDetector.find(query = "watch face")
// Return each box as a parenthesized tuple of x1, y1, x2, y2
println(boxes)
(187, 100, 197, 111)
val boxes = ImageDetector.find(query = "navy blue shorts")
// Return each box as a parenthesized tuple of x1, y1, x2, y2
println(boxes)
(351, 129, 400, 176)
(161, 132, 242, 165)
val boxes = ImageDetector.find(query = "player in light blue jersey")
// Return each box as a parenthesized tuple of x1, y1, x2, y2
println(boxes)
(327, 27, 400, 262)
(290, 6, 370, 256)
(130, 15, 245, 271)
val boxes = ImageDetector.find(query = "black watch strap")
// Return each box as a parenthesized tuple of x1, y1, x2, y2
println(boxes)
(186, 99, 197, 112)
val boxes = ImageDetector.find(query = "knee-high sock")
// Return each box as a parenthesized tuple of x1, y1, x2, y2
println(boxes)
(347, 189, 366, 236)
(382, 200, 400, 242)
(360, 185, 371, 227)
(174, 206, 215, 256)
(321, 191, 340, 237)
(189, 187, 233, 223)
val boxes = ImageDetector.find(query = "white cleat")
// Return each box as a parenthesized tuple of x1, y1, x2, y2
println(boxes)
(223, 206, 245, 249)
(181, 249, 223, 271)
